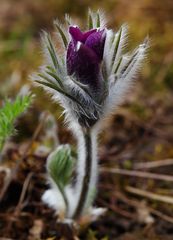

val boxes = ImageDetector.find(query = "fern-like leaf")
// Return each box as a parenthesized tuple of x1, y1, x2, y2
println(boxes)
(0, 95, 32, 151)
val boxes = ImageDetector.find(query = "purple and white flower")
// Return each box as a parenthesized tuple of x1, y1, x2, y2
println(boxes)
(35, 10, 148, 129)
(34, 9, 149, 221)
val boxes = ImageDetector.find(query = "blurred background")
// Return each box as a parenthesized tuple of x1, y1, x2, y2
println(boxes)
(1, 0, 173, 239)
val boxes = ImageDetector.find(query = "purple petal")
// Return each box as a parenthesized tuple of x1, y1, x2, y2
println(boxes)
(69, 26, 83, 43)
(82, 29, 97, 42)
(85, 29, 106, 60)
(69, 26, 97, 44)
(66, 41, 100, 87)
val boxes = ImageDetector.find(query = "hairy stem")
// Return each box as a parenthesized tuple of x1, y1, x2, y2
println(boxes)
(72, 128, 93, 219)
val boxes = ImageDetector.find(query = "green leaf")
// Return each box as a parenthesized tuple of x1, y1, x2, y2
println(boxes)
(54, 22, 68, 48)
(96, 12, 100, 28)
(65, 14, 72, 26)
(45, 69, 64, 89)
(88, 10, 94, 29)
(45, 33, 62, 73)
(0, 95, 32, 151)
(113, 56, 123, 74)
(121, 50, 139, 76)
(111, 27, 122, 64)
(36, 78, 84, 107)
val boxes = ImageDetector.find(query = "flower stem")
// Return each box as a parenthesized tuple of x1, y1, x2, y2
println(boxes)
(72, 128, 93, 219)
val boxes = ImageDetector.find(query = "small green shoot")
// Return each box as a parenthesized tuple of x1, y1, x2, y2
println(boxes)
(47, 144, 74, 210)
(47, 144, 74, 189)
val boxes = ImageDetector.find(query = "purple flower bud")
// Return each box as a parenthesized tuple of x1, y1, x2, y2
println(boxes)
(66, 26, 106, 89)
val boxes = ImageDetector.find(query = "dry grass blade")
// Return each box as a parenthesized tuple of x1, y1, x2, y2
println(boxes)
(100, 185, 173, 224)
(100, 167, 173, 182)
(119, 190, 173, 224)
(98, 198, 135, 219)
(149, 208, 173, 224)
(126, 186, 173, 205)
(14, 172, 33, 216)
(134, 158, 173, 170)
(0, 166, 11, 183)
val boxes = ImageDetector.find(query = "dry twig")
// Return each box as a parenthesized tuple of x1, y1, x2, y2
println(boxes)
(100, 167, 173, 182)
(14, 172, 33, 216)
(134, 158, 173, 170)
(99, 184, 173, 224)
(98, 198, 135, 219)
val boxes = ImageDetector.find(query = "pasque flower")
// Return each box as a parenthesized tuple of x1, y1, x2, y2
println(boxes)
(66, 26, 106, 126)
(34, 10, 148, 221)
